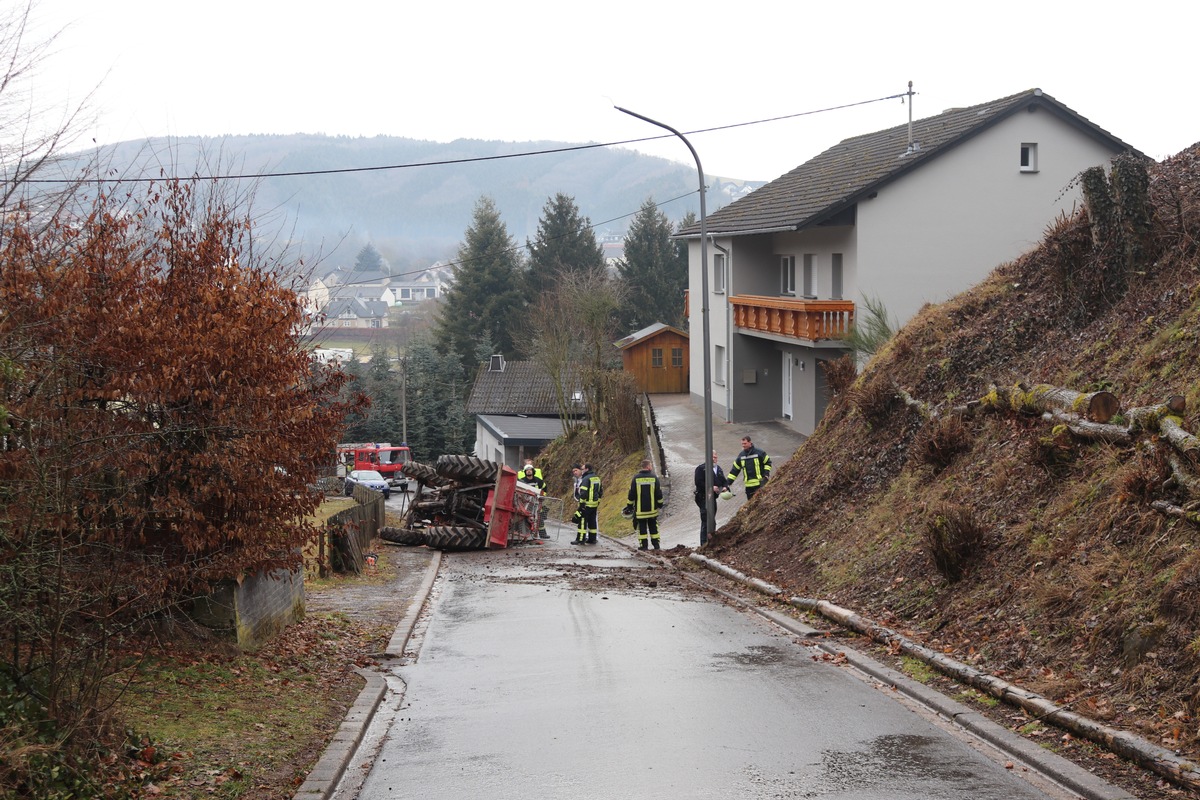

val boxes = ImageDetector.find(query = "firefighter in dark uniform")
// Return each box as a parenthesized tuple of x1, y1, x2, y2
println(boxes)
(626, 459, 664, 550)
(521, 465, 550, 539)
(728, 436, 772, 500)
(573, 463, 602, 545)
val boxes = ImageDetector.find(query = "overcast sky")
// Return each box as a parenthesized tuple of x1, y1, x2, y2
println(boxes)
(29, 0, 1199, 183)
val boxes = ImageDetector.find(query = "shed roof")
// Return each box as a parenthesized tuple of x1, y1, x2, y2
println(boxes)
(613, 322, 689, 350)
(477, 414, 566, 447)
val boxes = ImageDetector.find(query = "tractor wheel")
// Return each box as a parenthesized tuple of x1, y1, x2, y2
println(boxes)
(435, 455, 500, 484)
(380, 526, 426, 546)
(402, 461, 446, 487)
(422, 525, 490, 551)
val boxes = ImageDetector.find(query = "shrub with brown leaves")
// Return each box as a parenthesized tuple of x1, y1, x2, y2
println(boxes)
(911, 415, 972, 471)
(923, 503, 986, 583)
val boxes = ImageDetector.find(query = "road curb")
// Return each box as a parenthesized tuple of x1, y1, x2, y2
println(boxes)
(385, 549, 442, 658)
(295, 549, 443, 799)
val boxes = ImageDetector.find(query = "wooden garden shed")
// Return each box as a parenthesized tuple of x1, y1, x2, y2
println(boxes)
(614, 323, 689, 394)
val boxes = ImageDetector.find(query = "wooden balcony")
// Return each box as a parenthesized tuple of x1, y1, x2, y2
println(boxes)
(729, 295, 855, 342)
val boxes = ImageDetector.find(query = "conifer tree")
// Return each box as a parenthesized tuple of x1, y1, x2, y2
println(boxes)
(435, 196, 526, 373)
(526, 193, 606, 298)
(616, 198, 688, 332)
(404, 336, 471, 459)
(354, 242, 386, 273)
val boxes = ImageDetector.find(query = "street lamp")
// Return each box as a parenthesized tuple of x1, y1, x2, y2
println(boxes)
(615, 106, 716, 543)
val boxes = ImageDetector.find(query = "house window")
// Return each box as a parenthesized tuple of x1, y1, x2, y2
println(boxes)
(651, 347, 664, 368)
(831, 253, 844, 300)
(1020, 143, 1038, 173)
(671, 348, 683, 368)
(780, 256, 796, 295)
(342, 320, 352, 327)
(714, 345, 726, 385)
(370, 318, 381, 328)
(802, 254, 815, 298)
(713, 253, 726, 294)
(399, 288, 411, 299)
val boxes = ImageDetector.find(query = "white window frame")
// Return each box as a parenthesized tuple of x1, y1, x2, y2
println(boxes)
(779, 255, 796, 296)
(802, 254, 816, 298)
(831, 253, 843, 300)
(712, 253, 726, 294)
(714, 344, 726, 386)
(1020, 143, 1039, 173)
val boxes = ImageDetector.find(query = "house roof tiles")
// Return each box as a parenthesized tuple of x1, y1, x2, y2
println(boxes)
(679, 89, 1139, 238)
(466, 359, 584, 416)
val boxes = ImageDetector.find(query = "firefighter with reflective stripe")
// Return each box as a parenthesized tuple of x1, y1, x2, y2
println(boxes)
(521, 465, 550, 539)
(572, 463, 603, 545)
(728, 436, 772, 500)
(626, 459, 664, 550)
(522, 459, 544, 482)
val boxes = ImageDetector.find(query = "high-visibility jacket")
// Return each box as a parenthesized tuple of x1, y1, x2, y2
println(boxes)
(728, 446, 771, 489)
(523, 464, 544, 481)
(627, 470, 664, 519)
(577, 470, 603, 508)
(521, 472, 545, 493)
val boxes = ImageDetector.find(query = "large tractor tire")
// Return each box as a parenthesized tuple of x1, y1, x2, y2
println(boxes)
(435, 455, 501, 485)
(422, 525, 490, 551)
(402, 461, 446, 488)
(380, 526, 426, 546)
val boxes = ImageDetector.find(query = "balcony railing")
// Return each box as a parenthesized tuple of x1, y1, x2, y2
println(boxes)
(729, 295, 855, 342)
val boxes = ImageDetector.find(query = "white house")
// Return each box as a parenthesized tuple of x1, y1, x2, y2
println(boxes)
(677, 88, 1137, 436)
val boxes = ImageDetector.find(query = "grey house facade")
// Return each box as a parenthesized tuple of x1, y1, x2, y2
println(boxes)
(677, 88, 1137, 436)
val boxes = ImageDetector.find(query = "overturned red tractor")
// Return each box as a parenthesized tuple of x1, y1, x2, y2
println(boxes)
(381, 455, 547, 551)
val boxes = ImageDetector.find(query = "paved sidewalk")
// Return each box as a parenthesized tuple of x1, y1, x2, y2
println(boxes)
(647, 393, 807, 550)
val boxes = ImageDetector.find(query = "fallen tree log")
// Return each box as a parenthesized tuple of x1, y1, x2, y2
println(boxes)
(1165, 453, 1200, 497)
(994, 383, 1120, 422)
(895, 384, 934, 419)
(1151, 500, 1200, 524)
(1127, 396, 1187, 433)
(1040, 410, 1132, 444)
(1159, 416, 1200, 465)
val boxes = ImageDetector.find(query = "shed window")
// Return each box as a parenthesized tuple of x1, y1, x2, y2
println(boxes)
(651, 347, 664, 368)
(671, 348, 683, 368)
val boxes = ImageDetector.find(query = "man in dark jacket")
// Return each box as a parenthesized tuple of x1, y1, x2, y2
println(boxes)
(694, 450, 729, 547)
(728, 436, 771, 500)
(574, 463, 602, 545)
(627, 459, 664, 550)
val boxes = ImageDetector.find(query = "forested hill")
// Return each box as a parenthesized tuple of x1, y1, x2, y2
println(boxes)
(52, 134, 758, 269)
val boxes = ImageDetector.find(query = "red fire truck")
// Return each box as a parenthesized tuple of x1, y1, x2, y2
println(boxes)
(337, 443, 413, 490)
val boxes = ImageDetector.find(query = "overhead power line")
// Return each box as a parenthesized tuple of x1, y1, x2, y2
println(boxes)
(31, 91, 908, 184)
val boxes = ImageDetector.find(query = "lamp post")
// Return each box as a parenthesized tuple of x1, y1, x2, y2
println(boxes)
(615, 106, 715, 543)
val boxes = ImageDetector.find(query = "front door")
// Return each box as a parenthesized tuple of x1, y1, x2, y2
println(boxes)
(782, 351, 793, 420)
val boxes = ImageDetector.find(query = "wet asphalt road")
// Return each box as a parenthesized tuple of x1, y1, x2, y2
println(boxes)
(347, 534, 1073, 800)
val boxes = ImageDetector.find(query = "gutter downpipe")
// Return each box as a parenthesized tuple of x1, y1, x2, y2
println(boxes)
(616, 105, 716, 543)
(711, 238, 732, 423)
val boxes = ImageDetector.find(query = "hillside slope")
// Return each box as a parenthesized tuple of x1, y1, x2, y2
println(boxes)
(710, 144, 1200, 786)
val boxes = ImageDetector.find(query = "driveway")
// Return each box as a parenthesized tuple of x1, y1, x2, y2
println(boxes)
(648, 393, 808, 549)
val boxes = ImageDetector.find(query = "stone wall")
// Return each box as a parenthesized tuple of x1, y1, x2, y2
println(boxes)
(190, 566, 306, 651)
